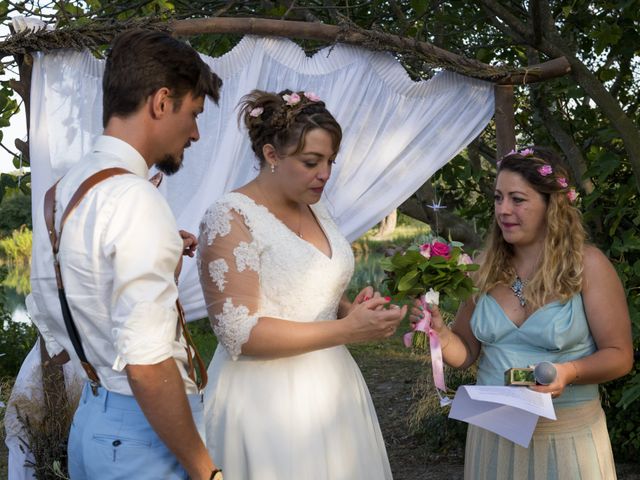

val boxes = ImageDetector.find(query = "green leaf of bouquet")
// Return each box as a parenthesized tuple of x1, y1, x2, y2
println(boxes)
(391, 250, 424, 268)
(428, 255, 447, 264)
(398, 269, 420, 291)
(379, 257, 393, 270)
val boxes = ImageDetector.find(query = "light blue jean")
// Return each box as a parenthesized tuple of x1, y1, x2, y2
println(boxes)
(68, 382, 204, 479)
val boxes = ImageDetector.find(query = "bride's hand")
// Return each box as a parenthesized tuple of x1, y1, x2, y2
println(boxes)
(347, 287, 385, 315)
(344, 297, 407, 343)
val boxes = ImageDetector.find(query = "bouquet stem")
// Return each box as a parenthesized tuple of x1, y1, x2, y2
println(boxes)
(411, 330, 427, 350)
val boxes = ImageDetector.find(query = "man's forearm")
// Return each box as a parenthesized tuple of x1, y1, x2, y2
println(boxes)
(126, 358, 216, 480)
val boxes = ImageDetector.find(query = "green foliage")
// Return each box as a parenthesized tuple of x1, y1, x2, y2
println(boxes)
(0, 315, 38, 377)
(188, 317, 217, 365)
(0, 191, 31, 236)
(0, 226, 33, 296)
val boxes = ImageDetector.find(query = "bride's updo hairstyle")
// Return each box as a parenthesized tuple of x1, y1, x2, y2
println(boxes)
(238, 89, 342, 166)
(475, 146, 585, 309)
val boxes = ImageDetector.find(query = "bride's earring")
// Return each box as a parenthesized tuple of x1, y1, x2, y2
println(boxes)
(270, 163, 276, 174)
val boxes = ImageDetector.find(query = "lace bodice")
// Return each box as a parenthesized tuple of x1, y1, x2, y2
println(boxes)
(197, 192, 354, 359)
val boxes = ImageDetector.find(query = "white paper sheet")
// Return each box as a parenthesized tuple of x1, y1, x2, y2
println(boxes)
(449, 385, 556, 448)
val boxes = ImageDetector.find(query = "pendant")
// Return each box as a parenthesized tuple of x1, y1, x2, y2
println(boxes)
(511, 275, 527, 307)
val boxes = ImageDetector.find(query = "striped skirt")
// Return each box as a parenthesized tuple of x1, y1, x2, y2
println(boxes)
(464, 399, 616, 480)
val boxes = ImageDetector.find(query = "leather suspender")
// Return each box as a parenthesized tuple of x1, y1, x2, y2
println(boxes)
(44, 167, 208, 394)
(44, 168, 131, 395)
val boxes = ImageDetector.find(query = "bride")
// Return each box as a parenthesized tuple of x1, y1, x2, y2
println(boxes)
(197, 89, 406, 479)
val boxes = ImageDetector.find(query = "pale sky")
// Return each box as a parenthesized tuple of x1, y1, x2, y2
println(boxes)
(0, 21, 28, 174)
(1, 108, 27, 173)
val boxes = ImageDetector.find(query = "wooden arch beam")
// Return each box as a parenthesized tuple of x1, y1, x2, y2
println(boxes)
(169, 17, 570, 86)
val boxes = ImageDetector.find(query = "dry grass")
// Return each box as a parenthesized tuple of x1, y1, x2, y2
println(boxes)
(3, 370, 81, 480)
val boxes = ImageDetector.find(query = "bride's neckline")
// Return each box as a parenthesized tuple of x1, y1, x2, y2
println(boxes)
(230, 191, 334, 260)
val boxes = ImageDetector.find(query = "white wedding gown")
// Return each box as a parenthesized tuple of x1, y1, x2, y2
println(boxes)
(197, 192, 392, 480)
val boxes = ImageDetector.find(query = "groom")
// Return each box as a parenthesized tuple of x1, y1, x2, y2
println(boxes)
(29, 29, 222, 479)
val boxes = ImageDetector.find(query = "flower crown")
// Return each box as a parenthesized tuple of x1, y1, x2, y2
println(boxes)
(248, 91, 321, 122)
(499, 147, 579, 203)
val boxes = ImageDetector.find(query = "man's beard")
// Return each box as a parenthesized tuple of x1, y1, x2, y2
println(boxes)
(155, 154, 183, 175)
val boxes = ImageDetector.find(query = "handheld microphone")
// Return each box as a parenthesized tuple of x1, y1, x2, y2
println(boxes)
(533, 361, 557, 385)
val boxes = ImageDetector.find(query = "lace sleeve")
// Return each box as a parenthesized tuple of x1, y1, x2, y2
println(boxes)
(197, 203, 260, 360)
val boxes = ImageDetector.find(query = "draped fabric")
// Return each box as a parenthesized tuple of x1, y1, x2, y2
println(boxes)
(29, 35, 495, 321)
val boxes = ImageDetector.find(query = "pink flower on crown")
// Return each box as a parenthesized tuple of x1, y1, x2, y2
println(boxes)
(557, 177, 568, 188)
(538, 164, 553, 176)
(249, 107, 263, 117)
(283, 93, 301, 106)
(567, 188, 578, 202)
(520, 148, 535, 156)
(304, 92, 321, 102)
(419, 243, 431, 259)
(431, 241, 451, 259)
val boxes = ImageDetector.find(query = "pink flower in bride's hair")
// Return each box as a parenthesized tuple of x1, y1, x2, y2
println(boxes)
(304, 91, 321, 102)
(557, 177, 568, 188)
(419, 243, 431, 258)
(567, 188, 578, 202)
(457, 253, 473, 265)
(249, 107, 263, 117)
(538, 164, 553, 176)
(520, 148, 534, 156)
(430, 241, 451, 259)
(507, 149, 517, 156)
(283, 93, 301, 106)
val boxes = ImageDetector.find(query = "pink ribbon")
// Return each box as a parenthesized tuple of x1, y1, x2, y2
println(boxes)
(404, 295, 447, 392)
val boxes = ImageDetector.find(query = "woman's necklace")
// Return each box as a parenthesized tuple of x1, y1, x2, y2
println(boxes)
(255, 182, 304, 238)
(511, 275, 527, 307)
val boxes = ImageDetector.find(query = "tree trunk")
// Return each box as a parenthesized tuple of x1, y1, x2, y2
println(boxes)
(375, 209, 397, 238)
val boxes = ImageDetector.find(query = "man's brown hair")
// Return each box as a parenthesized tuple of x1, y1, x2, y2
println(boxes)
(102, 29, 222, 126)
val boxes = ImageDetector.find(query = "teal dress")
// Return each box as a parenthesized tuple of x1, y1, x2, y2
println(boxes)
(463, 293, 616, 480)
(472, 293, 598, 406)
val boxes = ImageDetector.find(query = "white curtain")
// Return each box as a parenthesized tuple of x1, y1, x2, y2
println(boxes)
(29, 35, 495, 321)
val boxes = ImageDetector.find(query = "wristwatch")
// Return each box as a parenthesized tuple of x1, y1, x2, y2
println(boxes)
(210, 469, 223, 480)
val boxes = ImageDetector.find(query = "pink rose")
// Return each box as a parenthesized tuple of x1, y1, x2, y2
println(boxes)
(430, 241, 451, 259)
(557, 177, 568, 188)
(537, 164, 553, 176)
(283, 93, 301, 106)
(457, 253, 473, 265)
(304, 91, 321, 102)
(419, 243, 431, 258)
(567, 188, 578, 202)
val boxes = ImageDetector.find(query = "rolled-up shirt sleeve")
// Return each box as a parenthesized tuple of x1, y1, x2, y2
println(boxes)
(101, 182, 183, 370)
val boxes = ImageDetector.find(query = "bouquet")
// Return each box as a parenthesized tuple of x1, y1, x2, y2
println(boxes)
(381, 236, 478, 397)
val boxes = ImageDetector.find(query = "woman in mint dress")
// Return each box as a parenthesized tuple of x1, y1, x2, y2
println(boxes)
(422, 147, 633, 479)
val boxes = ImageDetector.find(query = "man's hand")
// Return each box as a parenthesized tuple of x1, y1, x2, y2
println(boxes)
(179, 230, 197, 257)
(175, 230, 198, 282)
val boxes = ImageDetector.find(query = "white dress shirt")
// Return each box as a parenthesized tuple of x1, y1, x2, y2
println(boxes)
(30, 135, 198, 395)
